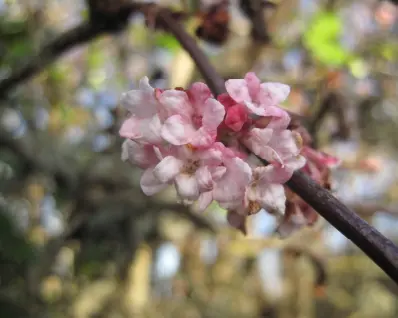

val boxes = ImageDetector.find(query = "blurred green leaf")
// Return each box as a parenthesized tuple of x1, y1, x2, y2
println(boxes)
(379, 43, 398, 61)
(0, 19, 29, 38)
(88, 47, 105, 70)
(0, 207, 35, 264)
(154, 33, 181, 53)
(304, 11, 351, 66)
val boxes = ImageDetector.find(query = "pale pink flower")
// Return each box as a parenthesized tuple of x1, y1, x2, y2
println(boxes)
(158, 85, 225, 148)
(145, 145, 226, 200)
(119, 77, 163, 145)
(118, 73, 339, 238)
(225, 72, 290, 117)
(121, 139, 159, 169)
(212, 157, 253, 209)
(244, 127, 306, 181)
(243, 165, 287, 216)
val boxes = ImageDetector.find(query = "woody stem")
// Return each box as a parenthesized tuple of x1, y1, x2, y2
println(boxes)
(154, 8, 398, 284)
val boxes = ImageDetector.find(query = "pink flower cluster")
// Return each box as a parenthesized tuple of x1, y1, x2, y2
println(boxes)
(119, 72, 310, 234)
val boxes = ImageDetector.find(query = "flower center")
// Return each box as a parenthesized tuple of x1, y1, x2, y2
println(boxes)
(192, 114, 203, 129)
(247, 201, 261, 215)
(182, 159, 200, 175)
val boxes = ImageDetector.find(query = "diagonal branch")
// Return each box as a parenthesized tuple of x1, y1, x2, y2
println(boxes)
(0, 23, 100, 99)
(154, 8, 398, 283)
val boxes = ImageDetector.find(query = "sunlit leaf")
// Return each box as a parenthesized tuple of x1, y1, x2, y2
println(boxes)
(349, 58, 368, 79)
(154, 33, 181, 53)
(304, 11, 351, 66)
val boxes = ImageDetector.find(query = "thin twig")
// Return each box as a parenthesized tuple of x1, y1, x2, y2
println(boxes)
(155, 9, 398, 283)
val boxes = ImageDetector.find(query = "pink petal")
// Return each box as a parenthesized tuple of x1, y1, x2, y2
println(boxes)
(158, 89, 193, 120)
(257, 156, 306, 184)
(244, 128, 274, 160)
(213, 158, 252, 202)
(153, 156, 183, 183)
(121, 77, 158, 117)
(302, 146, 341, 168)
(197, 192, 213, 212)
(267, 130, 302, 162)
(119, 117, 142, 139)
(190, 128, 214, 148)
(244, 72, 261, 98)
(209, 166, 227, 180)
(260, 82, 290, 104)
(175, 174, 200, 200)
(140, 168, 168, 196)
(141, 115, 163, 145)
(202, 98, 225, 130)
(266, 109, 291, 130)
(252, 184, 286, 216)
(244, 101, 267, 116)
(225, 104, 248, 132)
(121, 139, 159, 169)
(161, 115, 195, 145)
(195, 147, 224, 166)
(225, 79, 252, 104)
(187, 82, 213, 110)
(196, 166, 213, 192)
(217, 93, 237, 110)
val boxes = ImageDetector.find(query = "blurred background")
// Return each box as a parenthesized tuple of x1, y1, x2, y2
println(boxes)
(0, 0, 398, 317)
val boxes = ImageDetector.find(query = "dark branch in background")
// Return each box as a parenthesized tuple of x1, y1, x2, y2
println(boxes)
(239, 0, 272, 43)
(308, 92, 351, 148)
(0, 23, 100, 99)
(154, 9, 398, 284)
(0, 1, 146, 99)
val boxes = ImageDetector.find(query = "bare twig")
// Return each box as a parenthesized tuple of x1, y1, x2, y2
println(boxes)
(155, 9, 398, 283)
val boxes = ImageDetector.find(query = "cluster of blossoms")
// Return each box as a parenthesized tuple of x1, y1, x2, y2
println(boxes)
(119, 72, 339, 236)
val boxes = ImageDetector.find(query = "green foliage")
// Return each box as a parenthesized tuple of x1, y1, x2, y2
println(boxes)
(0, 18, 33, 65)
(0, 207, 35, 265)
(154, 33, 181, 53)
(379, 42, 398, 61)
(304, 11, 351, 66)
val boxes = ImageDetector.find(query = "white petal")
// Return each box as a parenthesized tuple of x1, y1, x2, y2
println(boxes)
(121, 139, 158, 169)
(158, 89, 193, 119)
(256, 184, 286, 216)
(153, 156, 183, 183)
(202, 98, 225, 130)
(260, 82, 290, 104)
(197, 192, 213, 212)
(195, 166, 213, 192)
(138, 76, 154, 92)
(140, 168, 168, 196)
(209, 166, 227, 180)
(225, 79, 251, 104)
(190, 128, 214, 148)
(161, 115, 195, 145)
(175, 174, 199, 200)
(121, 77, 157, 117)
(244, 101, 267, 116)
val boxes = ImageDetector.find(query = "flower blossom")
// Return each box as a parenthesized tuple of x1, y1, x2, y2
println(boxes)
(119, 72, 340, 237)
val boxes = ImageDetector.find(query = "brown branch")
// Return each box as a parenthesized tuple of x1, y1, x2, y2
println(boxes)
(240, 0, 271, 43)
(154, 9, 398, 283)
